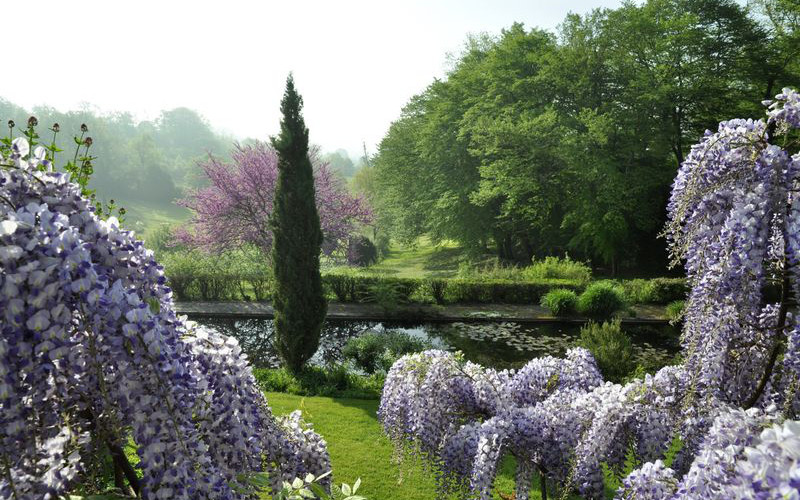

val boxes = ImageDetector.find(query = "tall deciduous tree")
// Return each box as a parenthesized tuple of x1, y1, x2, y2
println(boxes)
(176, 142, 372, 257)
(270, 75, 327, 375)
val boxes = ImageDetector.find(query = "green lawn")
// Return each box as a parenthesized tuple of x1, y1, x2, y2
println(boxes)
(116, 200, 190, 237)
(264, 392, 527, 500)
(365, 237, 476, 279)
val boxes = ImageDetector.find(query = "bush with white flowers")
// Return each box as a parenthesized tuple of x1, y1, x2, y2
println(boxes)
(0, 137, 330, 499)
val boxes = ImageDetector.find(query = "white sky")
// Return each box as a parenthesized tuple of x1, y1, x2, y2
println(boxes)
(8, 0, 626, 158)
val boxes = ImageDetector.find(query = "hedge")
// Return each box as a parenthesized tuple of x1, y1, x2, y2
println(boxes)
(619, 277, 688, 305)
(165, 265, 684, 307)
(443, 278, 584, 304)
(322, 272, 422, 303)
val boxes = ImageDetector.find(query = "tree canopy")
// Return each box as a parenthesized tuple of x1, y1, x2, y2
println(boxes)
(370, 0, 800, 272)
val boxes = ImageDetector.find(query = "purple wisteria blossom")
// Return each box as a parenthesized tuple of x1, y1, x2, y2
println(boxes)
(177, 142, 373, 256)
(379, 88, 800, 499)
(0, 140, 330, 499)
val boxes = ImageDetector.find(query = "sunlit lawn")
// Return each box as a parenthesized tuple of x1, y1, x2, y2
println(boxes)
(364, 237, 476, 279)
(264, 392, 526, 500)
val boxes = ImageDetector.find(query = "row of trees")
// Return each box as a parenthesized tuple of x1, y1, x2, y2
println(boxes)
(0, 100, 363, 225)
(364, 0, 800, 273)
(0, 101, 232, 204)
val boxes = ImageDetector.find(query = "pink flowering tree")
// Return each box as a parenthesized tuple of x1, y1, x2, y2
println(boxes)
(177, 142, 373, 257)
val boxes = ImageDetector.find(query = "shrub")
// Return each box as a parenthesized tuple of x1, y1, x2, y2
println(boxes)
(253, 366, 385, 399)
(523, 255, 592, 283)
(619, 278, 689, 304)
(666, 300, 685, 324)
(620, 278, 652, 304)
(577, 281, 625, 319)
(363, 280, 407, 313)
(427, 278, 447, 305)
(445, 278, 584, 304)
(347, 235, 378, 266)
(647, 277, 689, 304)
(457, 259, 522, 280)
(577, 319, 635, 383)
(540, 288, 578, 316)
(342, 331, 431, 374)
(325, 269, 358, 301)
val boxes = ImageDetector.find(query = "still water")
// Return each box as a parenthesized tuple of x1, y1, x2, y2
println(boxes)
(192, 316, 681, 371)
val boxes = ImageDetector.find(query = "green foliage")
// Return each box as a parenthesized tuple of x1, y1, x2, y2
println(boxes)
(322, 271, 421, 304)
(577, 281, 625, 319)
(253, 366, 384, 399)
(426, 278, 448, 305)
(270, 75, 327, 375)
(160, 247, 272, 301)
(619, 277, 688, 304)
(619, 279, 653, 304)
(347, 235, 378, 267)
(577, 319, 635, 383)
(370, 2, 800, 270)
(646, 278, 689, 304)
(522, 256, 592, 283)
(540, 288, 578, 316)
(456, 259, 524, 280)
(444, 278, 584, 304)
(341, 331, 432, 374)
(324, 269, 359, 302)
(274, 471, 366, 500)
(666, 300, 685, 324)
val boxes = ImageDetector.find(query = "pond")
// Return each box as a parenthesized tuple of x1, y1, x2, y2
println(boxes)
(191, 316, 682, 371)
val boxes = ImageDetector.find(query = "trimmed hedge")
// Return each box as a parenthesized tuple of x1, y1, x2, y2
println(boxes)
(444, 278, 583, 304)
(322, 272, 422, 303)
(167, 273, 272, 301)
(647, 278, 689, 304)
(162, 255, 683, 308)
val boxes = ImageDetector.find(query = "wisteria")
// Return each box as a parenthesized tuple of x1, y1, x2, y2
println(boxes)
(176, 142, 373, 257)
(0, 139, 330, 499)
(379, 89, 800, 499)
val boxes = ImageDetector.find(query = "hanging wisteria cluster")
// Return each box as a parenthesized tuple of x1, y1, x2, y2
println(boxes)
(0, 138, 330, 499)
(379, 89, 800, 499)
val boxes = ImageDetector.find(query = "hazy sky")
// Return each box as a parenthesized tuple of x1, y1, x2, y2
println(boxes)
(9, 1, 626, 158)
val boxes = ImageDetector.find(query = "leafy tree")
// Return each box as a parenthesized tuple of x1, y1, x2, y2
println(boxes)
(378, 89, 800, 500)
(322, 149, 356, 177)
(370, 0, 800, 272)
(176, 141, 372, 256)
(270, 75, 328, 375)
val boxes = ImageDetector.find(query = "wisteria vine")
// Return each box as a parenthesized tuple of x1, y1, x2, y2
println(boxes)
(379, 89, 800, 499)
(0, 138, 330, 499)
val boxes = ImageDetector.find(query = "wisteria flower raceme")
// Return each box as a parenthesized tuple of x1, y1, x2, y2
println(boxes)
(0, 139, 330, 499)
(379, 89, 800, 499)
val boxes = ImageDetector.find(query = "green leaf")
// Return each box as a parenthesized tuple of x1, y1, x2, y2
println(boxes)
(341, 483, 352, 496)
(352, 478, 361, 494)
(308, 483, 330, 499)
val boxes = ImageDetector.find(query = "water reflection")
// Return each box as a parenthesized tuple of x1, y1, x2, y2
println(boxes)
(192, 317, 680, 371)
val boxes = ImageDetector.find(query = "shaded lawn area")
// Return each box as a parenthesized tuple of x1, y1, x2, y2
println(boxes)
(264, 392, 525, 500)
(365, 238, 473, 279)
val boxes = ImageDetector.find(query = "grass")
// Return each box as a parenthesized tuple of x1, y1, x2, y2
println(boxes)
(365, 237, 475, 279)
(116, 199, 190, 237)
(264, 392, 531, 500)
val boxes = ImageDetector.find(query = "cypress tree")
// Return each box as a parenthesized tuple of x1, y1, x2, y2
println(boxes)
(270, 74, 327, 374)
